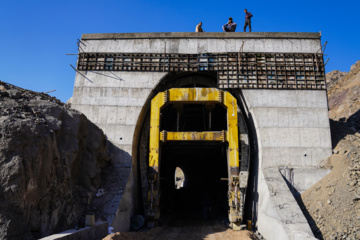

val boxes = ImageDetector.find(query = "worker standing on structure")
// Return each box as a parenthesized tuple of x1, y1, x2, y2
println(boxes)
(195, 22, 204, 32)
(222, 17, 237, 32)
(243, 9, 253, 32)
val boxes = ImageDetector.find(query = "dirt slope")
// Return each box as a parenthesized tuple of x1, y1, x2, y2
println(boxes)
(301, 61, 360, 239)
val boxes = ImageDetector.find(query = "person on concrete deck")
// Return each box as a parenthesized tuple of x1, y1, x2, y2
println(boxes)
(195, 22, 204, 32)
(243, 9, 253, 32)
(222, 17, 237, 32)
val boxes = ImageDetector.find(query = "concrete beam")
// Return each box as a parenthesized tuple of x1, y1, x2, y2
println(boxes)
(82, 32, 321, 40)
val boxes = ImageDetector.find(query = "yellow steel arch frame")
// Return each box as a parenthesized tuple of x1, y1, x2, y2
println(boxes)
(147, 88, 241, 225)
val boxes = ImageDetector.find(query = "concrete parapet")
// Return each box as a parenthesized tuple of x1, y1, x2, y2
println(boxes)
(39, 221, 108, 240)
(258, 168, 317, 240)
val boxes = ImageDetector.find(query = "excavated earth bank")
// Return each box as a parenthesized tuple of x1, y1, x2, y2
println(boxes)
(302, 61, 360, 240)
(0, 81, 115, 239)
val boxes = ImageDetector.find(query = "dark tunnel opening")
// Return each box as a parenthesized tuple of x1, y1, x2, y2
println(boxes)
(157, 103, 230, 226)
(159, 143, 229, 225)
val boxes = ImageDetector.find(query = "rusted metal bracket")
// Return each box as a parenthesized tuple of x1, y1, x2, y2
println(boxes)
(160, 130, 227, 142)
(317, 41, 328, 54)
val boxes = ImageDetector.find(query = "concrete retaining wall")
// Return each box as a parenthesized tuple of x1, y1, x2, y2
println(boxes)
(240, 89, 332, 239)
(242, 89, 331, 169)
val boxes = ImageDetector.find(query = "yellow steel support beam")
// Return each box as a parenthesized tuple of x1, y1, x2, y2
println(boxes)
(160, 130, 226, 142)
(149, 88, 228, 170)
(167, 88, 222, 103)
(147, 88, 241, 225)
(224, 91, 240, 171)
(149, 91, 166, 171)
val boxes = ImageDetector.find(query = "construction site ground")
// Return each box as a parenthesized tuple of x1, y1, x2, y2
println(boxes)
(104, 221, 257, 240)
(105, 204, 258, 240)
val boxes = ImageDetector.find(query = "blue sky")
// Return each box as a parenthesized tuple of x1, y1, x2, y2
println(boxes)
(1, 0, 359, 103)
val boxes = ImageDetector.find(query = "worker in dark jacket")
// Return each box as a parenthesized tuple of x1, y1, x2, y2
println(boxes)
(243, 9, 253, 32)
(222, 17, 237, 32)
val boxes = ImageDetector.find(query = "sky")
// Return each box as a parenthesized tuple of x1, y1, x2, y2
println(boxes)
(0, 0, 359, 103)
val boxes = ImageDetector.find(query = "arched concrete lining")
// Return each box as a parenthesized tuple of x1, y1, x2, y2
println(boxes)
(115, 72, 251, 229)
(132, 73, 219, 211)
(110, 73, 219, 231)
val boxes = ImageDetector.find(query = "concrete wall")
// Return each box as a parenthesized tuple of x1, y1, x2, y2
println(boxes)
(72, 71, 167, 232)
(71, 32, 330, 239)
(74, 32, 322, 157)
(242, 89, 331, 169)
(240, 89, 332, 240)
(73, 71, 167, 155)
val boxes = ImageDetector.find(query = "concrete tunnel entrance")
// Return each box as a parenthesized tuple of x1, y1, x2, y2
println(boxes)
(72, 33, 330, 238)
(133, 74, 251, 229)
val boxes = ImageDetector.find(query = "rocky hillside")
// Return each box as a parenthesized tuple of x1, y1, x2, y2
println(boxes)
(0, 81, 114, 239)
(302, 61, 360, 239)
(327, 60, 360, 121)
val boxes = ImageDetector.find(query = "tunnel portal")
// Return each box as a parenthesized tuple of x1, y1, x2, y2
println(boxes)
(144, 88, 244, 228)
(72, 32, 332, 240)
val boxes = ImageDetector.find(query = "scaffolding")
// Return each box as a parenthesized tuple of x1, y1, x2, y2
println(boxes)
(77, 52, 326, 90)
